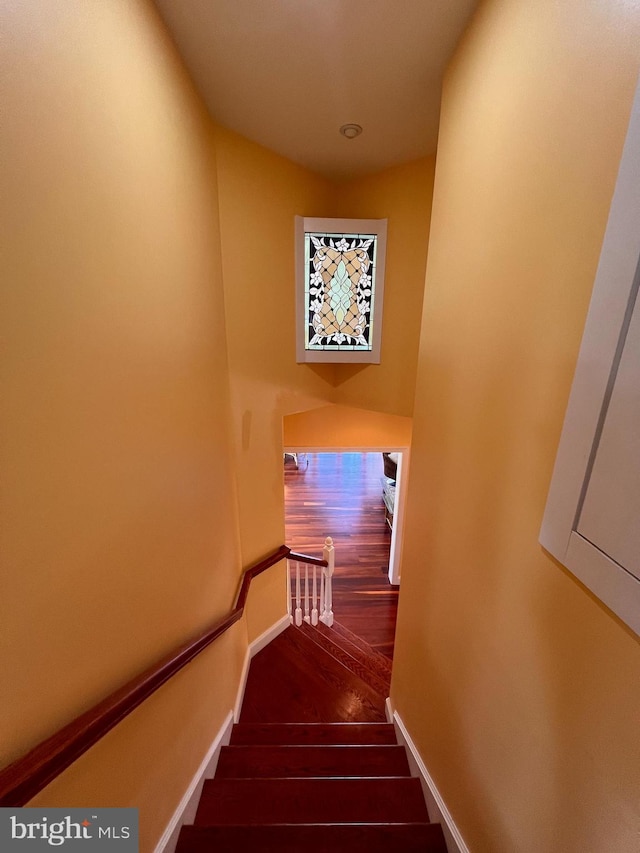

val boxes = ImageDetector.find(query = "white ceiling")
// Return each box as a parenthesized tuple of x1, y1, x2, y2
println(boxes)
(153, 0, 479, 181)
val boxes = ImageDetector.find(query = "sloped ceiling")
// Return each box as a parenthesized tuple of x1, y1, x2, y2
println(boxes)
(154, 0, 478, 180)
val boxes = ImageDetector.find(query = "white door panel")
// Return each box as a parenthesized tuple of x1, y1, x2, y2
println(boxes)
(577, 294, 640, 580)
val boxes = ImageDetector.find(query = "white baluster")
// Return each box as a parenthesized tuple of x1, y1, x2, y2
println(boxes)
(311, 565, 318, 626)
(287, 559, 293, 623)
(319, 566, 325, 626)
(294, 561, 302, 626)
(320, 536, 334, 627)
(303, 564, 310, 623)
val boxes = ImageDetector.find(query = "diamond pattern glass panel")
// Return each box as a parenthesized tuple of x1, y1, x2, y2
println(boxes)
(304, 231, 377, 351)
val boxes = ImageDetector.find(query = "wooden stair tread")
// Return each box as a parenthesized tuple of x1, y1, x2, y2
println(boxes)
(177, 822, 448, 853)
(230, 722, 397, 745)
(216, 744, 410, 777)
(195, 777, 429, 825)
(297, 622, 391, 696)
(328, 620, 393, 673)
(239, 627, 388, 723)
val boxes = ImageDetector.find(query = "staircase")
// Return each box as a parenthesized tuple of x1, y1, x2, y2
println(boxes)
(297, 619, 393, 699)
(174, 623, 447, 852)
(176, 722, 447, 852)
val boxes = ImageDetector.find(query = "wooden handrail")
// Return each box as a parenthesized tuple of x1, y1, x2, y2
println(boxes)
(288, 550, 328, 568)
(0, 543, 326, 807)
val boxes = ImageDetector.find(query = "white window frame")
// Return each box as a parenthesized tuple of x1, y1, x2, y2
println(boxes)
(540, 76, 640, 636)
(295, 216, 388, 363)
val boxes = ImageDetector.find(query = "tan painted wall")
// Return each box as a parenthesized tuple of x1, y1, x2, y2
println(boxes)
(283, 404, 412, 450)
(335, 158, 435, 416)
(1, 3, 246, 850)
(391, 2, 640, 852)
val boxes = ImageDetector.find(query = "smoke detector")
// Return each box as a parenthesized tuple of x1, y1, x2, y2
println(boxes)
(339, 123, 363, 139)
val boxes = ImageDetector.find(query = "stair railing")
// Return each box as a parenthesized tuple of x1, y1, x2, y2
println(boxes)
(0, 541, 328, 808)
(288, 537, 334, 628)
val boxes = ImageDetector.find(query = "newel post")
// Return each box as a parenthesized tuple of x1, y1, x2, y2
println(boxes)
(320, 536, 334, 627)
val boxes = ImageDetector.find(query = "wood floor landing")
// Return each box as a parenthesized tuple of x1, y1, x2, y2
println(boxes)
(240, 627, 388, 723)
(298, 620, 392, 696)
(285, 452, 398, 659)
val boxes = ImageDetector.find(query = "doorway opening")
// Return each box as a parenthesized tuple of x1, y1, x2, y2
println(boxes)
(284, 451, 402, 659)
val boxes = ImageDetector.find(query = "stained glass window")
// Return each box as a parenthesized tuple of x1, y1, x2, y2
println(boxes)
(295, 217, 387, 363)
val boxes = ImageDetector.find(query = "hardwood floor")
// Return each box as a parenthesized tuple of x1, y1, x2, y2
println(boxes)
(284, 452, 398, 659)
(240, 626, 388, 723)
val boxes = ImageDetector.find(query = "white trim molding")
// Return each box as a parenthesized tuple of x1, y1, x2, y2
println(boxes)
(391, 707, 470, 853)
(153, 711, 234, 853)
(385, 696, 394, 723)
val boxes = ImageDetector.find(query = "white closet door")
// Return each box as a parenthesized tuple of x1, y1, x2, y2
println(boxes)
(577, 293, 640, 581)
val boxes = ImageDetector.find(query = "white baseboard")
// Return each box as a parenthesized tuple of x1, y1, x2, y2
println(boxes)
(155, 613, 290, 853)
(153, 710, 234, 853)
(385, 696, 394, 723)
(250, 613, 292, 657)
(391, 707, 470, 853)
(234, 613, 291, 722)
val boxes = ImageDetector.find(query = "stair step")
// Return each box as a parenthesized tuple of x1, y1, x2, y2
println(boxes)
(328, 620, 394, 675)
(216, 744, 410, 778)
(297, 622, 391, 696)
(239, 626, 388, 723)
(177, 822, 448, 853)
(195, 777, 429, 825)
(230, 722, 397, 745)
